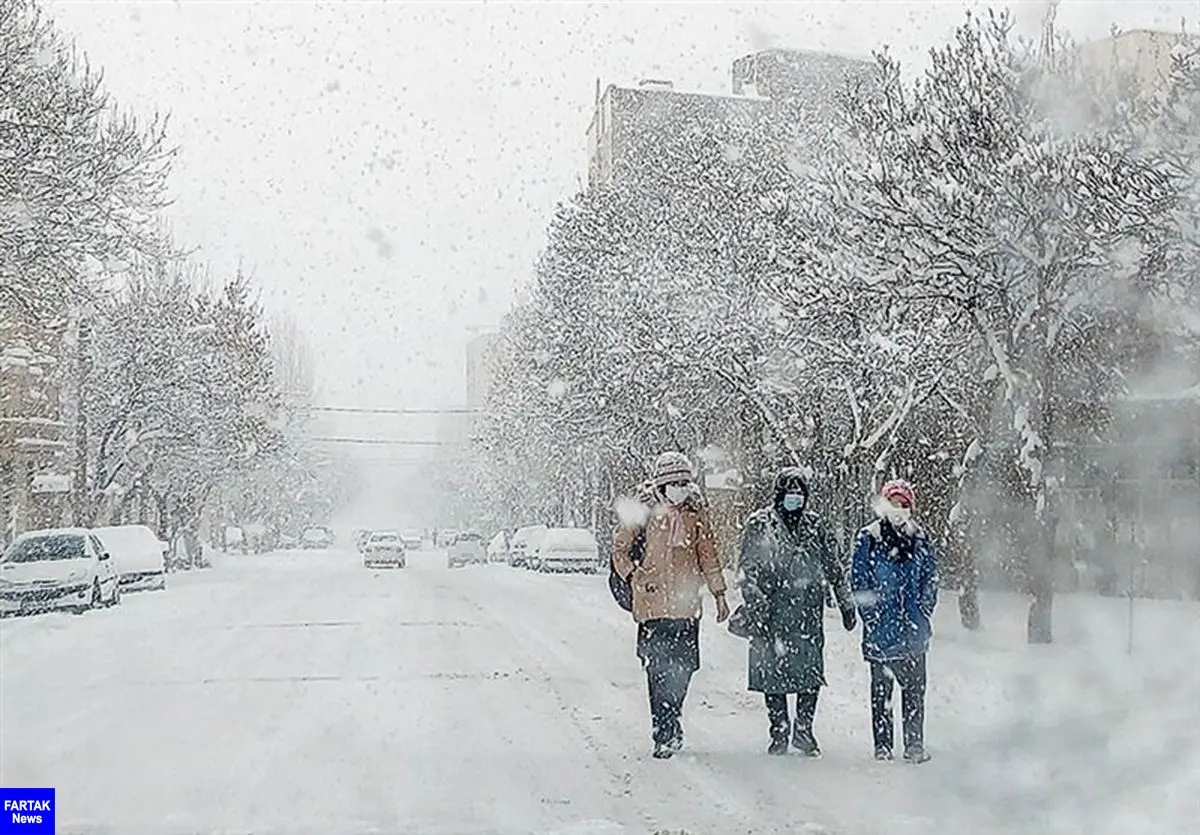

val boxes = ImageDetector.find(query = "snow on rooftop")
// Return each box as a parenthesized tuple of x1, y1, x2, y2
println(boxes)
(609, 82, 773, 104)
(739, 44, 876, 66)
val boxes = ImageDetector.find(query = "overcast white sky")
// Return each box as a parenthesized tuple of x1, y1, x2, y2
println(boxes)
(43, 0, 1193, 458)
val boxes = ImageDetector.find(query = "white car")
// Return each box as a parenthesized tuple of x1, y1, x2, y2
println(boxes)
(92, 524, 168, 592)
(400, 529, 424, 550)
(0, 528, 122, 615)
(531, 527, 601, 573)
(301, 526, 335, 549)
(447, 531, 487, 568)
(363, 530, 406, 568)
(509, 524, 547, 569)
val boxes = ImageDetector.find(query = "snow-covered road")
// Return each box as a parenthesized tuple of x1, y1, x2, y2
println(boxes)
(1, 548, 1196, 834)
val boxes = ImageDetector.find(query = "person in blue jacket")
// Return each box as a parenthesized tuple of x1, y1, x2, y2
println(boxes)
(851, 479, 938, 764)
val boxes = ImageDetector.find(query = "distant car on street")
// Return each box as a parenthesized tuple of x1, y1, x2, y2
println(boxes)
(363, 530, 406, 568)
(0, 528, 122, 615)
(447, 531, 486, 568)
(300, 526, 335, 549)
(530, 527, 601, 573)
(400, 529, 424, 550)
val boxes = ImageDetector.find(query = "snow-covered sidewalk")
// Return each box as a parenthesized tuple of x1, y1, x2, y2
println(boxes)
(0, 548, 1195, 834)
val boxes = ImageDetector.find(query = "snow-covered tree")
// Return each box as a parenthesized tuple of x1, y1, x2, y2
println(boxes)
(79, 262, 282, 563)
(0, 0, 171, 323)
(478, 101, 809, 532)
(823, 11, 1183, 642)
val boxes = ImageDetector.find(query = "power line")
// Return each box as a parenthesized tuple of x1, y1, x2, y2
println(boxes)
(307, 437, 454, 446)
(308, 406, 482, 415)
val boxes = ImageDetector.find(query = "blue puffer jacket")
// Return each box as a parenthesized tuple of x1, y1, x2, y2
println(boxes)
(851, 518, 939, 662)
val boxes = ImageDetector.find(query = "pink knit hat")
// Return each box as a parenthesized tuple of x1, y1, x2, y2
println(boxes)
(881, 479, 915, 508)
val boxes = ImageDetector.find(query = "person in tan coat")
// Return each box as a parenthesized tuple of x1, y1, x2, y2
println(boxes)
(613, 451, 729, 759)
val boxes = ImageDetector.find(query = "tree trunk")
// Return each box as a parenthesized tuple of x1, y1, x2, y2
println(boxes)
(1026, 514, 1057, 644)
(956, 528, 983, 630)
(959, 584, 982, 631)
(943, 505, 983, 630)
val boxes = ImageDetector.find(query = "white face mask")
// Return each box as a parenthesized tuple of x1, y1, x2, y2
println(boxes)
(664, 484, 688, 506)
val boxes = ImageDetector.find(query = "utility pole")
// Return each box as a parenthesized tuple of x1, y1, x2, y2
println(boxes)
(71, 313, 92, 526)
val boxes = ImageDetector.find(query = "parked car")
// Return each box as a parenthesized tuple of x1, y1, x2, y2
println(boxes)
(437, 529, 460, 548)
(447, 531, 487, 568)
(92, 524, 168, 592)
(509, 524, 547, 569)
(487, 531, 509, 563)
(0, 528, 122, 615)
(400, 529, 424, 550)
(530, 527, 601, 573)
(362, 530, 406, 568)
(300, 526, 335, 549)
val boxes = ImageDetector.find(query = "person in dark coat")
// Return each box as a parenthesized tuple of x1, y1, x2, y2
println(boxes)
(613, 452, 729, 759)
(737, 467, 857, 756)
(851, 479, 939, 764)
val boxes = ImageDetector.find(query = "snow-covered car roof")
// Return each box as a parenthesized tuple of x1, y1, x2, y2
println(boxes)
(12, 527, 93, 540)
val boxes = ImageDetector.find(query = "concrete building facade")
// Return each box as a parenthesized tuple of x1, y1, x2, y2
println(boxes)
(1076, 29, 1197, 98)
(586, 79, 775, 191)
(0, 315, 71, 545)
(586, 49, 875, 192)
(466, 331, 501, 409)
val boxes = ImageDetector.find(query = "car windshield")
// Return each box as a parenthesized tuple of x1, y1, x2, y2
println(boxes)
(1, 535, 87, 563)
(372, 533, 399, 542)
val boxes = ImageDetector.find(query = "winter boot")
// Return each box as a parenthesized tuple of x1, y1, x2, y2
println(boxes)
(874, 747, 894, 762)
(792, 693, 821, 757)
(652, 741, 675, 760)
(791, 725, 821, 757)
(666, 730, 684, 754)
(903, 747, 931, 765)
(765, 694, 790, 755)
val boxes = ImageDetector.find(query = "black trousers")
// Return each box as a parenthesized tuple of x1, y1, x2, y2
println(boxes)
(647, 663, 693, 745)
(870, 654, 927, 754)
(638, 618, 700, 746)
(764, 692, 818, 739)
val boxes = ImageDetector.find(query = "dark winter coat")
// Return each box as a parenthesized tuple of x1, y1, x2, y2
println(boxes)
(851, 518, 939, 662)
(738, 507, 854, 694)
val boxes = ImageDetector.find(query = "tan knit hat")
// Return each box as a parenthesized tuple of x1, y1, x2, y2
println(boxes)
(652, 451, 694, 486)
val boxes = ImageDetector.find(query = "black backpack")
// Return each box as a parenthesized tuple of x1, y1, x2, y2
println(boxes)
(608, 528, 646, 612)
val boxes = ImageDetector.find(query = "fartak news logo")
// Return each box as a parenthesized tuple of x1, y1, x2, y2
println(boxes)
(0, 789, 54, 833)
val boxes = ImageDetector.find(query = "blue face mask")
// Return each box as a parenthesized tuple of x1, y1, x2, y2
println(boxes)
(782, 493, 805, 512)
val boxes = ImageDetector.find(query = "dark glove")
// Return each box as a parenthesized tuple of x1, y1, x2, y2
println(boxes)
(841, 607, 857, 632)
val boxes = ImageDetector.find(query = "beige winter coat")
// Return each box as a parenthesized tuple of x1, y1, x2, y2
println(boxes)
(613, 500, 727, 623)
